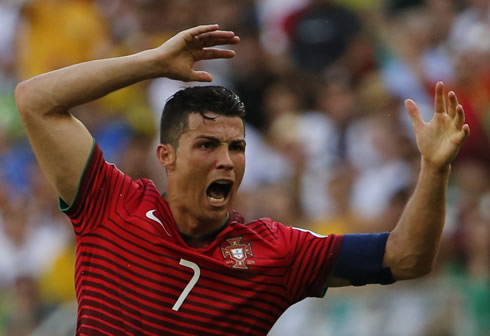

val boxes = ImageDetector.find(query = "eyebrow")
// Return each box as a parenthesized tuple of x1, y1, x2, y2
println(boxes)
(195, 135, 246, 144)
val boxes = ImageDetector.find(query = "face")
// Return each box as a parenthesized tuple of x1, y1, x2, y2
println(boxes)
(159, 113, 246, 225)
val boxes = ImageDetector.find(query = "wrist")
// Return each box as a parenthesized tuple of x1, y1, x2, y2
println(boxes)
(421, 158, 451, 177)
(134, 49, 168, 79)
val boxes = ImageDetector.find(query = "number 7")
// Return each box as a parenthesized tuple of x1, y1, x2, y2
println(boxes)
(172, 259, 200, 311)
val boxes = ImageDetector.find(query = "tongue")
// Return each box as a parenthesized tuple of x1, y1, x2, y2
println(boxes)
(207, 184, 225, 199)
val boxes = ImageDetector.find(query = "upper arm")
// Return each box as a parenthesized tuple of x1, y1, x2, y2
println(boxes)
(326, 233, 395, 288)
(382, 229, 433, 280)
(15, 83, 94, 205)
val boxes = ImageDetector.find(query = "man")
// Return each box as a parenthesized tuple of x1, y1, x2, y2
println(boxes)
(15, 24, 469, 335)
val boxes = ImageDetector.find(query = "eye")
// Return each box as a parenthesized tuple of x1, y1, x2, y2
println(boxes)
(230, 142, 245, 152)
(200, 141, 215, 150)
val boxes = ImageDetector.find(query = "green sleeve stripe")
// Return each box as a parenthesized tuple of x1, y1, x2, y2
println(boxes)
(58, 139, 96, 213)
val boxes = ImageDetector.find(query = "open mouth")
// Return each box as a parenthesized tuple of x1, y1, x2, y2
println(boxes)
(206, 180, 233, 204)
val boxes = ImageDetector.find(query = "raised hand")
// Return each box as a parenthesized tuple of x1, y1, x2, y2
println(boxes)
(152, 24, 240, 82)
(405, 81, 470, 171)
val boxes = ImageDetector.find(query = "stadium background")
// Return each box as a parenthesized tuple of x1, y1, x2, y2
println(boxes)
(0, 0, 488, 335)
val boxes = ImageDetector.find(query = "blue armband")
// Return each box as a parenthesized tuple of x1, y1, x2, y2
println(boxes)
(333, 233, 395, 286)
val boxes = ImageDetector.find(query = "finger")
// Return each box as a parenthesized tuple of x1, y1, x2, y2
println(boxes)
(454, 104, 465, 129)
(447, 91, 458, 118)
(200, 36, 240, 48)
(405, 99, 425, 131)
(190, 70, 213, 82)
(434, 81, 446, 114)
(199, 48, 236, 60)
(197, 31, 238, 41)
(186, 24, 220, 37)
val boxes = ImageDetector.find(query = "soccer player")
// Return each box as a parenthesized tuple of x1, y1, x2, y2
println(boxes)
(15, 25, 469, 335)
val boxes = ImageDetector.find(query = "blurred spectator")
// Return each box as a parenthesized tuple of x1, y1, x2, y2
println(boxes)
(448, 0, 490, 52)
(294, 69, 362, 219)
(15, 0, 110, 80)
(256, 0, 308, 55)
(284, 0, 363, 73)
(307, 162, 361, 235)
(0, 2, 23, 143)
(0, 194, 70, 287)
(229, 28, 282, 131)
(447, 199, 490, 335)
(240, 122, 293, 193)
(350, 115, 415, 223)
(0, 3, 18, 92)
(449, 7, 490, 167)
(5, 276, 50, 336)
(379, 6, 456, 127)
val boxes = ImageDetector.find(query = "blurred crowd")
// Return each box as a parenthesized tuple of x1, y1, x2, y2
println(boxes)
(0, 0, 488, 335)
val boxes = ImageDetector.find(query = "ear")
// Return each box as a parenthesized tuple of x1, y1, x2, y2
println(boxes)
(156, 144, 176, 172)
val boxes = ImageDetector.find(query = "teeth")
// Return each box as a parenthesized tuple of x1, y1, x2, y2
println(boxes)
(208, 196, 225, 203)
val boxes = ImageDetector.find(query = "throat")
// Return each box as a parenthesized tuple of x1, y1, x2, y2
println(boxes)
(179, 212, 230, 248)
(166, 192, 230, 244)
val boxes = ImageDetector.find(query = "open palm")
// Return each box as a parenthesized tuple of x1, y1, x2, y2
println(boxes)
(406, 82, 470, 170)
(154, 24, 239, 82)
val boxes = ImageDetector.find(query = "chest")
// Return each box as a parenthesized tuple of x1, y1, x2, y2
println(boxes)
(75, 214, 291, 320)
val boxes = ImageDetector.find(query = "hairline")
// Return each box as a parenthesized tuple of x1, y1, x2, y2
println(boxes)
(162, 111, 246, 150)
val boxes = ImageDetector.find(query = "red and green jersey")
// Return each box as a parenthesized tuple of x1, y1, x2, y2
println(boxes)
(63, 144, 343, 336)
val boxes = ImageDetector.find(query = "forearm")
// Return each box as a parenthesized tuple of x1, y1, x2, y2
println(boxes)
(384, 159, 450, 279)
(15, 49, 159, 117)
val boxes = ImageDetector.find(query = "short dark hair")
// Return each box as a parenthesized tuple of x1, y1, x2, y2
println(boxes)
(160, 86, 246, 148)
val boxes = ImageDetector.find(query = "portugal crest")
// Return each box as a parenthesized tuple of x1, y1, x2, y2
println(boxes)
(221, 237, 253, 269)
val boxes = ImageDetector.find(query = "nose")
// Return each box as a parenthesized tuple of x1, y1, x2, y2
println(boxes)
(216, 145, 234, 170)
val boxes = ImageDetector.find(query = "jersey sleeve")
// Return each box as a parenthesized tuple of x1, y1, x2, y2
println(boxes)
(281, 224, 344, 302)
(332, 233, 395, 286)
(59, 142, 136, 236)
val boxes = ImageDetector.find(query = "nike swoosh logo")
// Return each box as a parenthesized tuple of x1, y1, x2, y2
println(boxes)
(146, 210, 171, 237)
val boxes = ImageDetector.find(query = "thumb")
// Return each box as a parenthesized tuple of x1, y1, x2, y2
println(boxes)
(453, 124, 470, 145)
(190, 71, 213, 82)
(405, 99, 424, 131)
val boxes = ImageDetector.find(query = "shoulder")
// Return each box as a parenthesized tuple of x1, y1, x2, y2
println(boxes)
(95, 145, 161, 205)
(121, 177, 162, 210)
(243, 216, 331, 237)
(225, 214, 284, 242)
(243, 217, 322, 242)
(132, 177, 160, 193)
(245, 217, 282, 233)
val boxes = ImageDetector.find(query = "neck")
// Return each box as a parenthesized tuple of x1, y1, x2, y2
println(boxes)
(179, 214, 230, 249)
(166, 195, 229, 238)
(176, 211, 228, 237)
